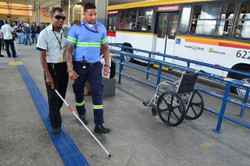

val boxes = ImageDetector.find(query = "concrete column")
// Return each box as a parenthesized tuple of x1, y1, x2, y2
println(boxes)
(35, 5, 41, 24)
(74, 0, 108, 27)
(95, 0, 108, 27)
(71, 4, 75, 24)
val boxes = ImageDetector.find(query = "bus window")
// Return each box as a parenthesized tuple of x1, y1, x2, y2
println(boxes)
(120, 9, 138, 30)
(214, 3, 236, 37)
(191, 3, 236, 36)
(137, 8, 153, 31)
(235, 1, 250, 38)
(179, 5, 191, 34)
(194, 4, 222, 35)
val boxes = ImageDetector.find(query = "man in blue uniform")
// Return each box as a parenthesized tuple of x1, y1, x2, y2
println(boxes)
(66, 3, 111, 134)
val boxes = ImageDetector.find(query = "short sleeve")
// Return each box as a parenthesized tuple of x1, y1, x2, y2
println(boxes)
(66, 25, 77, 45)
(36, 30, 47, 51)
(101, 25, 108, 45)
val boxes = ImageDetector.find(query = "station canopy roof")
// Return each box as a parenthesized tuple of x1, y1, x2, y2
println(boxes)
(0, 0, 147, 8)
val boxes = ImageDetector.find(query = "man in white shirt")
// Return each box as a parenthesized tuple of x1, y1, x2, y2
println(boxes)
(0, 19, 16, 58)
(36, 7, 68, 134)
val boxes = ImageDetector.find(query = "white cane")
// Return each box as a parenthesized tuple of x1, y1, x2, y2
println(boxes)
(54, 89, 111, 158)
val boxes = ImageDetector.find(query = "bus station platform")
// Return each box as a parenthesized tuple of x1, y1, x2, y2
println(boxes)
(0, 44, 250, 166)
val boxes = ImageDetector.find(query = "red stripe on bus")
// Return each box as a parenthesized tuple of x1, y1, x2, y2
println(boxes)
(219, 42, 250, 50)
(107, 32, 116, 37)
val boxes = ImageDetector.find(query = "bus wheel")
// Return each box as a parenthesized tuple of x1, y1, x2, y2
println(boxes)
(231, 70, 250, 96)
(124, 50, 134, 62)
(122, 43, 134, 62)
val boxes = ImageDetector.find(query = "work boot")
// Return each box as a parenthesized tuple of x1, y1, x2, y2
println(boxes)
(94, 124, 111, 134)
(79, 115, 88, 125)
(52, 128, 61, 134)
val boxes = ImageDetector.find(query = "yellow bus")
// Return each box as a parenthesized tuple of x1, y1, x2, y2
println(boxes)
(107, 0, 250, 95)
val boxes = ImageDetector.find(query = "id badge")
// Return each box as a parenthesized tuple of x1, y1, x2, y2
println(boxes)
(59, 50, 63, 62)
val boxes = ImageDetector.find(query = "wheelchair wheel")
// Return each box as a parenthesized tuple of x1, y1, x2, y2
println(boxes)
(151, 106, 157, 116)
(157, 91, 186, 126)
(183, 90, 204, 120)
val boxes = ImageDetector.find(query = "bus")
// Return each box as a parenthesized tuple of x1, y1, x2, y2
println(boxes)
(107, 0, 250, 95)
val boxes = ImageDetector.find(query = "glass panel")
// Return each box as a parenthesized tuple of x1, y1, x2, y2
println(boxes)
(108, 17, 113, 31)
(113, 15, 118, 31)
(108, 15, 118, 31)
(156, 13, 167, 38)
(179, 6, 191, 34)
(215, 3, 236, 36)
(120, 9, 138, 30)
(235, 1, 250, 38)
(137, 8, 153, 31)
(191, 3, 236, 36)
(168, 14, 179, 39)
(196, 4, 222, 35)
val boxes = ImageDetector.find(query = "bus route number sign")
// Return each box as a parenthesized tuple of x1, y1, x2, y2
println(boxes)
(236, 50, 250, 60)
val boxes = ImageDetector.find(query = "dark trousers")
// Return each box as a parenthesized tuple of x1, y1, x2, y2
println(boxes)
(73, 61, 104, 124)
(45, 62, 68, 129)
(4, 39, 16, 57)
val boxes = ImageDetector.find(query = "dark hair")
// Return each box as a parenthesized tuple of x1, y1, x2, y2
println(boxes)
(50, 7, 64, 16)
(84, 3, 96, 12)
(5, 19, 11, 24)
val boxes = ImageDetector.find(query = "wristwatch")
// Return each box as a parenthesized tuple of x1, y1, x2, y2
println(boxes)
(67, 66, 73, 73)
(104, 64, 110, 69)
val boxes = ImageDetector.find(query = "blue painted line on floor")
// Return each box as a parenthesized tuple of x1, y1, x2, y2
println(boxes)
(15, 57, 90, 166)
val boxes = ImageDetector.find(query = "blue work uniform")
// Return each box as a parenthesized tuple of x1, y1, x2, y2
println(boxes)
(66, 19, 108, 125)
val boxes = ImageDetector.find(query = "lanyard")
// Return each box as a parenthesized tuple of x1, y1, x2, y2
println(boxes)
(52, 31, 62, 51)
(82, 23, 98, 33)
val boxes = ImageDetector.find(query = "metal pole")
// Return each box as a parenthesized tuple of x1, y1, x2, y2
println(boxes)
(68, 0, 70, 27)
(54, 89, 111, 157)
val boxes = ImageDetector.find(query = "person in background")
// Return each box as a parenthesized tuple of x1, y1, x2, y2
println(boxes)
(36, 7, 68, 134)
(31, 22, 37, 44)
(16, 21, 23, 44)
(66, 2, 111, 134)
(0, 19, 16, 58)
(23, 23, 32, 46)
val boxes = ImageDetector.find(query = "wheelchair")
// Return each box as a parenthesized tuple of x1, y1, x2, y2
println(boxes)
(143, 72, 204, 126)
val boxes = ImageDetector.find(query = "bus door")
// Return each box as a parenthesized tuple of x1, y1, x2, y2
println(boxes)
(154, 12, 179, 62)
(107, 11, 118, 43)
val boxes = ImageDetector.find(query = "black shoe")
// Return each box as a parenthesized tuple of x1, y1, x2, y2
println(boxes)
(0, 54, 4, 57)
(52, 128, 61, 134)
(94, 124, 111, 134)
(79, 115, 88, 125)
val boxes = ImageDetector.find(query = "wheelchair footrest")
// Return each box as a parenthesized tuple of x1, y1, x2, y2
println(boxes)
(143, 100, 155, 107)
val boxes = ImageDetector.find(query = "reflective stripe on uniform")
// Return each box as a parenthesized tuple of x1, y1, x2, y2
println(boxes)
(101, 37, 108, 44)
(76, 42, 101, 47)
(75, 100, 85, 106)
(93, 105, 103, 110)
(67, 36, 77, 43)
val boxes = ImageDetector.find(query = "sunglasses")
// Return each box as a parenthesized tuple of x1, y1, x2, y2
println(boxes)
(54, 15, 66, 20)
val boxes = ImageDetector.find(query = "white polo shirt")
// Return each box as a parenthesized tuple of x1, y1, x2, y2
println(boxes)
(36, 24, 67, 63)
(0, 24, 13, 40)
